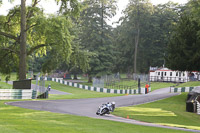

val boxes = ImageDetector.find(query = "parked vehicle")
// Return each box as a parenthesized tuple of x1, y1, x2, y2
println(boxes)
(96, 102, 115, 116)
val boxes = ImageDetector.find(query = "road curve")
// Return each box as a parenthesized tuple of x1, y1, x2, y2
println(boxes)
(6, 88, 200, 132)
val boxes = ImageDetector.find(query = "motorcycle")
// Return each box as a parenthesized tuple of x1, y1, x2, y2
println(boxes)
(96, 102, 115, 116)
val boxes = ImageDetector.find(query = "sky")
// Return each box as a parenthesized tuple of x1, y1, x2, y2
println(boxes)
(0, 0, 188, 25)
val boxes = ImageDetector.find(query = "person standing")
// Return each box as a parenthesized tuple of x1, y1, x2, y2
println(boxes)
(145, 83, 150, 94)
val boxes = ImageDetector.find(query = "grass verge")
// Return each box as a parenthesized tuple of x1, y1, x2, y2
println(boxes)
(81, 80, 175, 91)
(150, 82, 176, 91)
(0, 73, 17, 81)
(38, 81, 124, 100)
(112, 93, 200, 130)
(176, 81, 200, 87)
(0, 82, 12, 89)
(0, 101, 190, 133)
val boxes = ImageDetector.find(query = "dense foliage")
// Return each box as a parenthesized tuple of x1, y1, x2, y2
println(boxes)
(78, 0, 117, 81)
(167, 0, 200, 71)
(113, 1, 179, 73)
(0, 0, 199, 79)
(0, 0, 81, 79)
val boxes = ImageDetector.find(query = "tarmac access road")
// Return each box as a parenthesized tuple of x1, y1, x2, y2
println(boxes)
(7, 81, 71, 95)
(6, 88, 200, 133)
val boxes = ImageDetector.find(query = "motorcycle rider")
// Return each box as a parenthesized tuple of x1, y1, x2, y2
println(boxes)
(106, 102, 115, 112)
(96, 101, 116, 115)
(111, 101, 115, 112)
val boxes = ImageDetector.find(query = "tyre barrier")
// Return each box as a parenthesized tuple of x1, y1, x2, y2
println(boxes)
(0, 89, 37, 100)
(38, 77, 151, 95)
(170, 87, 194, 93)
(197, 102, 200, 115)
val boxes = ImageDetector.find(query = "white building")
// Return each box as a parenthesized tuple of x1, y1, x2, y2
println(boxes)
(149, 67, 199, 83)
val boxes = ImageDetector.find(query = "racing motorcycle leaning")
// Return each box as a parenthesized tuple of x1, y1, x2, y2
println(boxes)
(96, 102, 115, 116)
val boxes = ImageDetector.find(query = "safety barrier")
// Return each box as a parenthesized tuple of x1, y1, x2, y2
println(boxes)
(0, 89, 36, 100)
(197, 102, 200, 115)
(170, 87, 194, 93)
(39, 77, 150, 95)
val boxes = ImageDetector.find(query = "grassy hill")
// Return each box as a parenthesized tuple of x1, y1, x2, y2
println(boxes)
(113, 93, 200, 131)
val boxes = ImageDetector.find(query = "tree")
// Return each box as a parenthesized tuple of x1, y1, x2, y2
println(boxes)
(167, 4, 200, 71)
(113, 1, 179, 73)
(0, 0, 80, 80)
(137, 2, 179, 72)
(26, 15, 92, 78)
(19, 0, 26, 80)
(113, 0, 154, 73)
(125, 0, 154, 73)
(79, 0, 117, 82)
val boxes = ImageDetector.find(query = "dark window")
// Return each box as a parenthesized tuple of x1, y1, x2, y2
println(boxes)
(176, 72, 178, 76)
(165, 72, 167, 76)
(170, 72, 172, 76)
(158, 72, 160, 75)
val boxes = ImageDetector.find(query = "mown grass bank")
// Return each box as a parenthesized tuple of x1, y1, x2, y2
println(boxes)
(176, 81, 200, 87)
(81, 80, 175, 91)
(0, 81, 12, 89)
(113, 93, 200, 131)
(36, 81, 124, 100)
(0, 101, 190, 133)
(0, 73, 17, 81)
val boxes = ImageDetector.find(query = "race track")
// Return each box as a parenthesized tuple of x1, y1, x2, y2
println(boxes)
(6, 87, 200, 132)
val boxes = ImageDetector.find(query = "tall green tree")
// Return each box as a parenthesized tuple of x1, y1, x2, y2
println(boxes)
(79, 0, 117, 82)
(138, 2, 179, 72)
(0, 0, 80, 80)
(114, 0, 154, 73)
(167, 0, 200, 71)
(113, 1, 179, 73)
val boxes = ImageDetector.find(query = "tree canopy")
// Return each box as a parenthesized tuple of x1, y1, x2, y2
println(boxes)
(0, 0, 80, 79)
(1, 0, 200, 79)
(167, 0, 200, 71)
(113, 1, 179, 73)
(78, 0, 117, 81)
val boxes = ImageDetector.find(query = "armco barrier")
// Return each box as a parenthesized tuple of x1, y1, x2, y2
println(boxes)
(0, 89, 36, 100)
(40, 77, 150, 95)
(170, 87, 194, 93)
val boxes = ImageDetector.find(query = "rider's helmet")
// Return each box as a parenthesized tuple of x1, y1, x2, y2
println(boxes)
(112, 101, 115, 105)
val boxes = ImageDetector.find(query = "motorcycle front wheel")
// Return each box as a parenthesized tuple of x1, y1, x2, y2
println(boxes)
(100, 108, 108, 116)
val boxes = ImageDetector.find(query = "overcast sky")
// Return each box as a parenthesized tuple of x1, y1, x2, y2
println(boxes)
(0, 0, 188, 26)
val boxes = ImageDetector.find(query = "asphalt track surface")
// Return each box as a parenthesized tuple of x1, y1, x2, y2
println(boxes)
(7, 87, 200, 132)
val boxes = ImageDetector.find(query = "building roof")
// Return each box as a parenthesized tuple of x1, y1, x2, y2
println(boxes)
(149, 67, 173, 72)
